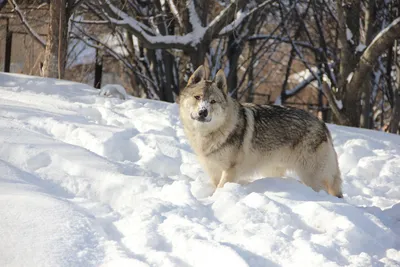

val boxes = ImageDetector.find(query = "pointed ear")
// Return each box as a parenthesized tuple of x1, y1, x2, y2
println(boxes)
(214, 69, 227, 94)
(187, 65, 206, 86)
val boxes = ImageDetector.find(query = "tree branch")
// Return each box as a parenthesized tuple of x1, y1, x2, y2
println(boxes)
(97, 0, 259, 50)
(167, 0, 183, 28)
(10, 0, 46, 48)
(97, 0, 193, 50)
(71, 19, 111, 25)
(348, 17, 400, 101)
(187, 0, 204, 32)
(218, 0, 275, 36)
(205, 0, 247, 40)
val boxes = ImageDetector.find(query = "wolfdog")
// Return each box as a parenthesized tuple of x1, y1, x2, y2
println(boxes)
(178, 66, 343, 198)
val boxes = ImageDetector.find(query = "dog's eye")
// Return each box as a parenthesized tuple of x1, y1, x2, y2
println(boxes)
(210, 100, 216, 104)
(194, 95, 201, 100)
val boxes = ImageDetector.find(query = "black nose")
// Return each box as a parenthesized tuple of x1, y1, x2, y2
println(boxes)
(198, 109, 208, 118)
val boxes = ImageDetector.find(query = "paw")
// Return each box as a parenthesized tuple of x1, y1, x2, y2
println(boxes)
(216, 181, 225, 188)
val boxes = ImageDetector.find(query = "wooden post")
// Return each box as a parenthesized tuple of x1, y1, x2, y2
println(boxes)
(4, 18, 12, 73)
(94, 48, 103, 89)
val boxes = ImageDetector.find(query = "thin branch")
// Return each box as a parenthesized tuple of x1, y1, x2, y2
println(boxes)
(70, 0, 86, 13)
(218, 0, 276, 36)
(70, 29, 160, 99)
(312, 1, 337, 87)
(10, 0, 46, 48)
(167, 0, 183, 28)
(96, 0, 252, 50)
(71, 19, 111, 24)
(247, 35, 319, 51)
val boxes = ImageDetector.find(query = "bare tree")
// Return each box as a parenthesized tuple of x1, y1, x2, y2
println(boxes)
(42, 0, 67, 78)
(42, 0, 83, 78)
(9, 0, 83, 79)
(327, 0, 400, 127)
(71, 0, 277, 101)
(5, 0, 400, 134)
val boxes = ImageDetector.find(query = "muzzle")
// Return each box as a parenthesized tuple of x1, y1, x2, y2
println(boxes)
(191, 107, 211, 122)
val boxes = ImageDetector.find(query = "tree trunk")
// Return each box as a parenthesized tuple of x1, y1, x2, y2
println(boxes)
(336, 0, 361, 126)
(345, 17, 400, 126)
(150, 0, 177, 102)
(161, 50, 176, 102)
(227, 13, 258, 99)
(359, 0, 377, 129)
(189, 45, 207, 70)
(334, 0, 400, 127)
(389, 41, 400, 133)
(227, 34, 240, 98)
(246, 40, 256, 103)
(42, 0, 67, 79)
(359, 78, 372, 128)
(336, 0, 359, 95)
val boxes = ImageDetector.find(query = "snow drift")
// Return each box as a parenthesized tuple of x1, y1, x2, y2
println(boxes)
(0, 72, 399, 267)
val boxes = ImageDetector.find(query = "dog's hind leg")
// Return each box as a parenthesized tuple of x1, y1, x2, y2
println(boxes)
(297, 164, 343, 198)
(296, 143, 343, 198)
(294, 150, 327, 193)
(296, 168, 325, 193)
(321, 142, 344, 198)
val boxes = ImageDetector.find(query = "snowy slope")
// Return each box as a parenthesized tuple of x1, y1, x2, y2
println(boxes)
(0, 72, 399, 267)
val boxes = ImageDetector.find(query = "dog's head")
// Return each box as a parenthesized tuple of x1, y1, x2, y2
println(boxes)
(179, 65, 229, 129)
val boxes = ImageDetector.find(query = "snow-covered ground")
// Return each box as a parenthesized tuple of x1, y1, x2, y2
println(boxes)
(0, 72, 399, 267)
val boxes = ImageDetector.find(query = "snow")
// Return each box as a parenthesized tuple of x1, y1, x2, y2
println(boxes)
(274, 95, 282, 105)
(219, 9, 247, 35)
(0, 72, 400, 267)
(346, 27, 354, 44)
(335, 99, 343, 110)
(347, 72, 354, 83)
(356, 44, 366, 53)
(99, 84, 128, 100)
(187, 0, 205, 35)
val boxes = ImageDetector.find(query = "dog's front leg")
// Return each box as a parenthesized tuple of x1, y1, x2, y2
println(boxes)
(217, 166, 236, 188)
(210, 175, 221, 188)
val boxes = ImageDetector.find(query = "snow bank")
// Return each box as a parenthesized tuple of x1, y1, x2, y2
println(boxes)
(0, 72, 399, 266)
